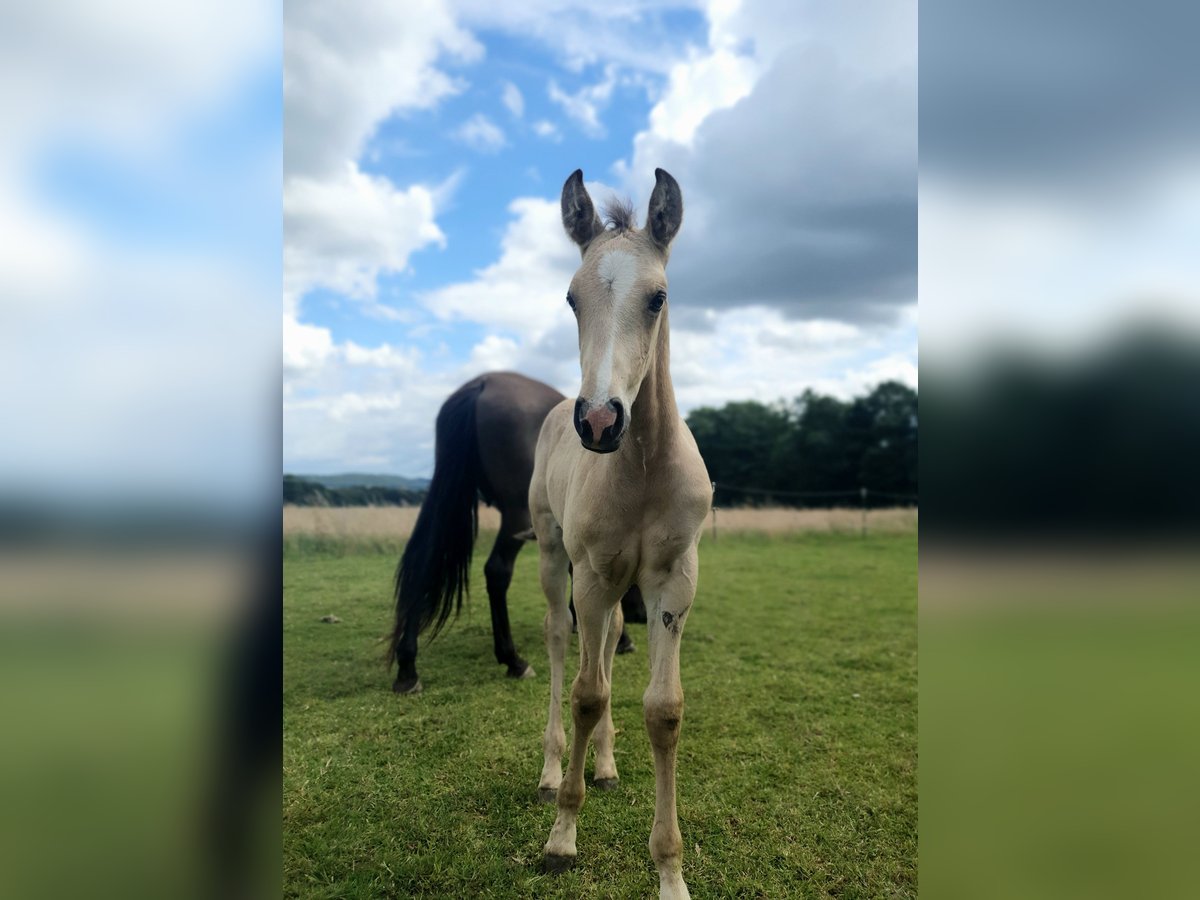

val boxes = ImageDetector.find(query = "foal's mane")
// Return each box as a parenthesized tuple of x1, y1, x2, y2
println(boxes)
(601, 197, 637, 233)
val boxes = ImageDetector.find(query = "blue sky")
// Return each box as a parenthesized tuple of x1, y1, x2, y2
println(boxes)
(283, 0, 919, 478)
(319, 42, 669, 351)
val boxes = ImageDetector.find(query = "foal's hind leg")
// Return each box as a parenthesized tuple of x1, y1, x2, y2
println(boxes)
(592, 602, 623, 789)
(537, 529, 571, 803)
(485, 514, 534, 679)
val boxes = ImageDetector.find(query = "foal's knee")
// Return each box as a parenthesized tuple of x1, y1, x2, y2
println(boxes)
(643, 693, 684, 752)
(571, 680, 610, 729)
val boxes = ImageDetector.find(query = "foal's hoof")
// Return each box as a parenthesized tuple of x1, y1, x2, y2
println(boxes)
(616, 635, 635, 655)
(542, 853, 576, 874)
(536, 787, 558, 804)
(507, 662, 536, 680)
(392, 676, 423, 695)
(593, 777, 620, 792)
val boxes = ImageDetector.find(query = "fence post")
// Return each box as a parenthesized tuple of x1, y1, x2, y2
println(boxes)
(860, 486, 868, 537)
(711, 481, 718, 543)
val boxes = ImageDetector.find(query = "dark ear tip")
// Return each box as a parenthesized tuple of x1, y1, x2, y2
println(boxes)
(654, 167, 675, 183)
(569, 168, 584, 183)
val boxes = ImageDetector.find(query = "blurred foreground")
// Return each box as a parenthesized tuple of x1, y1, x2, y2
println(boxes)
(920, 0, 1200, 891)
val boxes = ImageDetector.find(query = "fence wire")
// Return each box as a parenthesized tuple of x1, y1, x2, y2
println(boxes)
(712, 483, 918, 504)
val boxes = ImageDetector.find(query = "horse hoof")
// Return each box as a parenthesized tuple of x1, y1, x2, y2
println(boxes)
(536, 787, 558, 804)
(542, 853, 575, 874)
(392, 676, 423, 695)
(593, 777, 620, 792)
(508, 662, 536, 680)
(616, 637, 635, 655)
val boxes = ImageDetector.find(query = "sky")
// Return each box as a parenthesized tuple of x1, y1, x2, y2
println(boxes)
(0, 1, 280, 510)
(919, 0, 1200, 364)
(282, 0, 918, 478)
(5, 0, 1193, 500)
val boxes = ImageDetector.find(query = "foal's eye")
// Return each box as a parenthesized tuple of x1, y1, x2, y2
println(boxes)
(566, 291, 576, 311)
(648, 290, 667, 313)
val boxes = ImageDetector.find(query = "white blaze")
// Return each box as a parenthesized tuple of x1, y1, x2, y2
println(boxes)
(593, 248, 638, 399)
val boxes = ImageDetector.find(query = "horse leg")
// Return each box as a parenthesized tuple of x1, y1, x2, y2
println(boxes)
(622, 584, 648, 623)
(392, 599, 423, 695)
(544, 569, 620, 872)
(640, 548, 698, 900)
(485, 524, 534, 679)
(592, 601, 623, 789)
(619, 588, 638, 652)
(615, 585, 643, 654)
(537, 531, 571, 803)
(568, 563, 578, 634)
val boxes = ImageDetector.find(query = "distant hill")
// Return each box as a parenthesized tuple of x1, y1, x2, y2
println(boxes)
(284, 474, 427, 507)
(295, 473, 430, 491)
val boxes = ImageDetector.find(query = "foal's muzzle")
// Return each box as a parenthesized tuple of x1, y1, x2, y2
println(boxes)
(574, 397, 626, 453)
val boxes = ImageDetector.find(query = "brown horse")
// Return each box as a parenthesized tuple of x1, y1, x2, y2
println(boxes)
(387, 371, 645, 694)
(532, 170, 711, 898)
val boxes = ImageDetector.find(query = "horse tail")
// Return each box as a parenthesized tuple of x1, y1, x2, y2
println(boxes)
(388, 379, 488, 663)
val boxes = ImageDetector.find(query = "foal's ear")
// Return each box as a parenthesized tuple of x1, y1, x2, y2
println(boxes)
(646, 168, 683, 251)
(561, 169, 603, 252)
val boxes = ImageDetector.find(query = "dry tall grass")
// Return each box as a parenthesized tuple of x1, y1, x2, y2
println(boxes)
(283, 504, 917, 540)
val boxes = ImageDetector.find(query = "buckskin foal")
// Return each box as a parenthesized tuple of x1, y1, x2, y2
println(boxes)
(530, 169, 712, 899)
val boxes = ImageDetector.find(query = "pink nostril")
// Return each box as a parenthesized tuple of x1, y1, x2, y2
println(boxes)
(584, 406, 617, 439)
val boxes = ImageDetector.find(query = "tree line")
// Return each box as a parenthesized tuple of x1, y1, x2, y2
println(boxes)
(282, 380, 918, 509)
(283, 475, 425, 507)
(685, 381, 918, 508)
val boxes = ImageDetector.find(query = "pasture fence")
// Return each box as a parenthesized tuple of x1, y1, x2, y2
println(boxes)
(710, 482, 918, 540)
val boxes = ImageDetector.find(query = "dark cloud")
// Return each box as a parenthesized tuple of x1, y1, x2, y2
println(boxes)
(652, 44, 916, 325)
(921, 0, 1200, 186)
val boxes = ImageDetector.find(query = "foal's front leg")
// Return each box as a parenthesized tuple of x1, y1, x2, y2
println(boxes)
(544, 569, 620, 871)
(642, 548, 698, 900)
(537, 537, 571, 803)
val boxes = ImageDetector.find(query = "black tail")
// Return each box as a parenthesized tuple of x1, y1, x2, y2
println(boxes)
(388, 379, 488, 664)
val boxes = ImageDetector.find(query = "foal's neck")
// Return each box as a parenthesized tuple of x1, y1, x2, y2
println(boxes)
(627, 311, 679, 465)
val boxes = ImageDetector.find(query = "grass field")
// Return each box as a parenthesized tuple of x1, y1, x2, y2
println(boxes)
(284, 530, 917, 898)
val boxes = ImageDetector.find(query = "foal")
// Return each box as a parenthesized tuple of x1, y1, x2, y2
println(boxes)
(530, 169, 711, 899)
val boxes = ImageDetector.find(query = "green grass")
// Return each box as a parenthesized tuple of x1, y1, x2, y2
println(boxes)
(284, 532, 916, 898)
(920, 606, 1200, 900)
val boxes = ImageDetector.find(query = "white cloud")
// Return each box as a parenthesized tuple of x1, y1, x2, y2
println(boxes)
(667, 306, 913, 411)
(548, 65, 618, 137)
(283, 162, 446, 307)
(501, 81, 524, 117)
(284, 0, 481, 178)
(420, 195, 581, 336)
(343, 341, 422, 371)
(449, 0, 697, 75)
(283, 314, 335, 378)
(920, 174, 1200, 364)
(532, 119, 562, 142)
(453, 113, 506, 153)
(645, 46, 758, 146)
(0, 0, 273, 158)
(469, 334, 522, 371)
